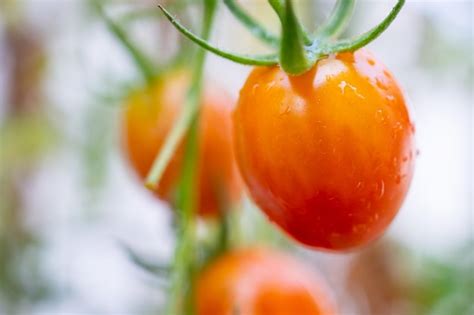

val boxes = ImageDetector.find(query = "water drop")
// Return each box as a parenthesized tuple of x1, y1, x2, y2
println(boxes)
(383, 70, 392, 78)
(395, 175, 401, 184)
(377, 180, 385, 199)
(376, 78, 387, 90)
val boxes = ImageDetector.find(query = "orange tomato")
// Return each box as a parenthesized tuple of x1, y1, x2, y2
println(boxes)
(233, 50, 415, 250)
(196, 248, 336, 315)
(123, 70, 241, 217)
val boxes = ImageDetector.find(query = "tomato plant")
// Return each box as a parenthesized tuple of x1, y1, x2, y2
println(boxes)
(196, 248, 336, 315)
(123, 70, 241, 217)
(160, 0, 413, 250)
(233, 50, 415, 250)
(111, 0, 414, 313)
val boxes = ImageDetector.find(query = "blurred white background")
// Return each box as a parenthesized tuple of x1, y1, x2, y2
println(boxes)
(0, 0, 472, 314)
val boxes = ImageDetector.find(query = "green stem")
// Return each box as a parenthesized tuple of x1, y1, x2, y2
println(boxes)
(217, 209, 231, 255)
(158, 4, 278, 66)
(158, 0, 405, 78)
(118, 0, 192, 24)
(165, 116, 199, 315)
(321, 0, 405, 55)
(224, 0, 279, 47)
(91, 0, 155, 84)
(275, 0, 316, 75)
(268, 0, 285, 17)
(146, 0, 221, 190)
(120, 242, 169, 277)
(162, 1, 218, 314)
(316, 0, 355, 39)
(144, 91, 197, 189)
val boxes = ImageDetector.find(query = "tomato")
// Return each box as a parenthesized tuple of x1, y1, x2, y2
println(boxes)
(233, 49, 415, 250)
(196, 248, 336, 315)
(123, 70, 241, 217)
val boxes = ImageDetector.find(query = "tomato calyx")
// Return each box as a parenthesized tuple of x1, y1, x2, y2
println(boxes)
(159, 0, 405, 75)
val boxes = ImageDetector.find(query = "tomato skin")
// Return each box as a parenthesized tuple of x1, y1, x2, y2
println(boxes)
(196, 248, 336, 315)
(123, 70, 241, 217)
(233, 50, 415, 250)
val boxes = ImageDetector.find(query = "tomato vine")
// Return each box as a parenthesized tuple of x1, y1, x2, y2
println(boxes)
(97, 0, 411, 313)
(159, 0, 405, 75)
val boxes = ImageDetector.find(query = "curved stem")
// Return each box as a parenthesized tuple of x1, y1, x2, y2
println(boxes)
(316, 0, 355, 39)
(120, 242, 169, 277)
(269, 0, 312, 44)
(322, 0, 405, 55)
(277, 0, 316, 75)
(224, 0, 279, 47)
(166, 114, 200, 315)
(158, 5, 278, 66)
(144, 90, 198, 190)
(118, 0, 192, 24)
(92, 0, 155, 84)
(155, 1, 218, 314)
(268, 0, 285, 17)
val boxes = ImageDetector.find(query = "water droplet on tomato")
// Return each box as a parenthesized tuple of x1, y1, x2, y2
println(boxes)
(377, 180, 385, 199)
(383, 70, 392, 78)
(392, 157, 398, 167)
(376, 79, 387, 90)
(375, 109, 385, 123)
(395, 175, 401, 184)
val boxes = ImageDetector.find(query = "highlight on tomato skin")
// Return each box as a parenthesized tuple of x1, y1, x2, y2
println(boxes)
(122, 70, 242, 217)
(233, 49, 416, 251)
(195, 248, 337, 315)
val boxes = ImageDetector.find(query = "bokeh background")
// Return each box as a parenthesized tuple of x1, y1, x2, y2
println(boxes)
(0, 0, 472, 314)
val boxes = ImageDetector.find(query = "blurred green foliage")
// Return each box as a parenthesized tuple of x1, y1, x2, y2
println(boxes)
(0, 114, 57, 312)
(412, 243, 474, 315)
(0, 115, 57, 174)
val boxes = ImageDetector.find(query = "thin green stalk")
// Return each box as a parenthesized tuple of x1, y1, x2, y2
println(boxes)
(224, 0, 279, 47)
(216, 208, 231, 255)
(321, 0, 405, 54)
(146, 0, 219, 190)
(144, 92, 197, 189)
(161, 60, 201, 315)
(269, 0, 312, 44)
(268, 0, 285, 17)
(91, 0, 155, 84)
(157, 5, 278, 66)
(163, 1, 218, 314)
(159, 0, 405, 78)
(118, 0, 193, 24)
(316, 0, 355, 39)
(276, 0, 316, 75)
(170, 116, 199, 315)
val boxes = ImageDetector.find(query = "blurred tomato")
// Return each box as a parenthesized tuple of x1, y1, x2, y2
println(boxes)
(123, 70, 241, 217)
(233, 49, 415, 250)
(196, 248, 336, 315)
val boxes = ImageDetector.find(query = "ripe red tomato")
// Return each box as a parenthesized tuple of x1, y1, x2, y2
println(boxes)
(196, 248, 336, 315)
(233, 49, 415, 250)
(123, 70, 241, 217)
